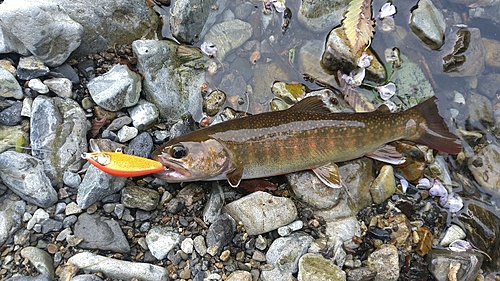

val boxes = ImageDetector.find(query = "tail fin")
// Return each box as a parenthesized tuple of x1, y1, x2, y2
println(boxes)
(413, 97, 462, 154)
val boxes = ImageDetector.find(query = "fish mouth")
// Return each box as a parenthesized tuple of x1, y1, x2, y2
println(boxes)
(153, 158, 191, 182)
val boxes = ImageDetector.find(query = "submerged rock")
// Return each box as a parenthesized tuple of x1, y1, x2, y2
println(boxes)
(297, 253, 346, 281)
(203, 19, 253, 61)
(298, 0, 350, 33)
(170, 0, 218, 44)
(409, 0, 446, 50)
(427, 249, 483, 281)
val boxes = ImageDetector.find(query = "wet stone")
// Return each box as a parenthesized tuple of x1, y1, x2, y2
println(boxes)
(51, 63, 79, 85)
(203, 19, 253, 61)
(440, 224, 466, 247)
(169, 0, 217, 44)
(465, 92, 494, 131)
(440, 28, 485, 77)
(298, 0, 350, 33)
(468, 144, 500, 194)
(427, 249, 483, 281)
(73, 213, 130, 253)
(370, 165, 396, 204)
(346, 267, 377, 281)
(181, 237, 194, 254)
(458, 203, 500, 271)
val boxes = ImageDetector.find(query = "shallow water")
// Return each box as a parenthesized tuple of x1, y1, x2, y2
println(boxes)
(161, 0, 500, 206)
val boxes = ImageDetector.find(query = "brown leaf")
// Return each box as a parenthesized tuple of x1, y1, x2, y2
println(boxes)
(342, 0, 375, 56)
(90, 117, 109, 137)
(415, 226, 433, 256)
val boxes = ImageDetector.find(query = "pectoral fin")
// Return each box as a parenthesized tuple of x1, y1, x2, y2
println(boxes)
(226, 165, 244, 187)
(366, 144, 406, 165)
(312, 163, 341, 189)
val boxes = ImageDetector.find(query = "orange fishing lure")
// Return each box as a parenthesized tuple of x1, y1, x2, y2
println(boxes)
(82, 151, 165, 177)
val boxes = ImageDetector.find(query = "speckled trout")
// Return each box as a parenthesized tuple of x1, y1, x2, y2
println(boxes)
(152, 96, 462, 188)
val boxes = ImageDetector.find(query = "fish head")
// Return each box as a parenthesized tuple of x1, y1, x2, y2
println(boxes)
(152, 139, 231, 182)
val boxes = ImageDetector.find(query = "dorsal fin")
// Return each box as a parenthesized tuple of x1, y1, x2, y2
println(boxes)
(288, 96, 331, 114)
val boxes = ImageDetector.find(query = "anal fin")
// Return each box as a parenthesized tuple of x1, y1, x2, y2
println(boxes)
(366, 144, 406, 165)
(312, 163, 341, 189)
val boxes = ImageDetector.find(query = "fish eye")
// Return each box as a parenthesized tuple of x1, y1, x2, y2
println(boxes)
(171, 144, 188, 159)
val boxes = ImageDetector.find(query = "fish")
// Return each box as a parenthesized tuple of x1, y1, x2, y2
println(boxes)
(152, 96, 462, 188)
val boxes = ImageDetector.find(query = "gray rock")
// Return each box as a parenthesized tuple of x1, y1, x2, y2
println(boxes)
(43, 77, 73, 98)
(170, 0, 218, 44)
(51, 63, 79, 85)
(0, 151, 57, 207)
(324, 216, 361, 243)
(5, 275, 51, 281)
(203, 19, 253, 61)
(178, 237, 193, 255)
(16, 56, 50, 80)
(121, 186, 159, 211)
(226, 271, 252, 281)
(262, 232, 314, 281)
(0, 67, 23, 99)
(278, 220, 304, 237)
(203, 182, 225, 224)
(132, 40, 204, 120)
(127, 100, 159, 130)
(206, 213, 236, 250)
(298, 0, 350, 33)
(0, 198, 26, 246)
(63, 171, 81, 188)
(28, 78, 49, 94)
(409, 0, 446, 50)
(427, 249, 483, 281)
(0, 101, 23, 125)
(20, 247, 54, 280)
(87, 64, 141, 111)
(124, 132, 153, 158)
(68, 252, 169, 281)
(193, 235, 207, 256)
(367, 244, 399, 281)
(0, 24, 30, 56)
(71, 274, 104, 281)
(30, 95, 87, 186)
(0, 0, 83, 67)
(117, 126, 138, 142)
(146, 226, 182, 260)
(286, 170, 342, 210)
(297, 253, 346, 281)
(338, 158, 374, 212)
(224, 191, 297, 235)
(59, 0, 159, 57)
(76, 165, 127, 209)
(74, 213, 130, 253)
(27, 209, 50, 231)
(107, 116, 133, 131)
